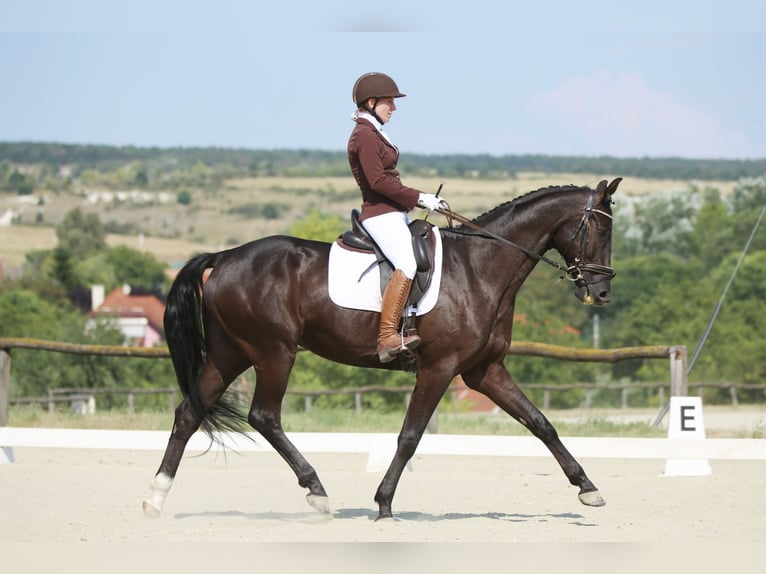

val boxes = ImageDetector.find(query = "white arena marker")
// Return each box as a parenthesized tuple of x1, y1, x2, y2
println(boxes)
(664, 396, 712, 476)
(0, 445, 14, 464)
(365, 435, 412, 473)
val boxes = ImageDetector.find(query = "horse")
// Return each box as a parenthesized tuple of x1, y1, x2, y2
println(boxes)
(143, 177, 622, 520)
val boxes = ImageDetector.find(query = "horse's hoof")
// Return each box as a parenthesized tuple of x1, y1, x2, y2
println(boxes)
(142, 500, 162, 519)
(306, 493, 331, 514)
(578, 490, 606, 507)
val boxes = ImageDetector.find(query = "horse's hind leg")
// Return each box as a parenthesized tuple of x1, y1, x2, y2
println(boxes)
(247, 354, 330, 514)
(142, 396, 198, 517)
(463, 362, 605, 507)
(142, 360, 235, 518)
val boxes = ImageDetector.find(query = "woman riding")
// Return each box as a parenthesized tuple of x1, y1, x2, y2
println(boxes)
(347, 72, 447, 363)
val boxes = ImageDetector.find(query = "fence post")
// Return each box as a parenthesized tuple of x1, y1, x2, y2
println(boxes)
(127, 392, 135, 414)
(0, 350, 10, 426)
(669, 346, 688, 396)
(729, 385, 738, 407)
(354, 392, 362, 414)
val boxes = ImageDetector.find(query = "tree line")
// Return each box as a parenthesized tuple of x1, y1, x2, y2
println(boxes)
(3, 142, 766, 193)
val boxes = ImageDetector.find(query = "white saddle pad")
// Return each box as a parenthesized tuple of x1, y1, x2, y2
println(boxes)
(328, 227, 443, 316)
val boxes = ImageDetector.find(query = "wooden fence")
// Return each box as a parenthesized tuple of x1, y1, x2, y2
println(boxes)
(1, 337, 692, 426)
(8, 381, 765, 420)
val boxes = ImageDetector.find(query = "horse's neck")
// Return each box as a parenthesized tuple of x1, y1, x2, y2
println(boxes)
(478, 191, 568, 254)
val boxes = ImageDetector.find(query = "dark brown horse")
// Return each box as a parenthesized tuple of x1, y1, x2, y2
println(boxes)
(143, 177, 622, 520)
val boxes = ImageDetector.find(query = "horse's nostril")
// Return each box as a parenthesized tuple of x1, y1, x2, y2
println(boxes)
(600, 291, 611, 303)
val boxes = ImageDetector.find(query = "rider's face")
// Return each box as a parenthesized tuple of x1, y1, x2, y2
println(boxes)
(372, 97, 396, 123)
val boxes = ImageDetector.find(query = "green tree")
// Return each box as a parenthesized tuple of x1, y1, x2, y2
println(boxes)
(631, 189, 697, 257)
(50, 246, 79, 291)
(56, 208, 107, 259)
(103, 246, 168, 290)
(0, 285, 176, 399)
(134, 168, 149, 187)
(687, 188, 734, 266)
(76, 246, 168, 292)
(690, 250, 766, 386)
(7, 170, 34, 195)
(177, 190, 192, 205)
(0, 288, 86, 396)
(288, 209, 346, 242)
(729, 176, 766, 253)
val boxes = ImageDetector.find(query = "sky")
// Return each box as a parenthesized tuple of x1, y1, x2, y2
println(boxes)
(1, 0, 765, 160)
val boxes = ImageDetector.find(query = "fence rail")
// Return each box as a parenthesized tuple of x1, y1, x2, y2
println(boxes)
(1, 336, 690, 426)
(8, 381, 766, 418)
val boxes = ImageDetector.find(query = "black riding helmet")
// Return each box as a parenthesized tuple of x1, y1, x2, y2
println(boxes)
(352, 72, 406, 124)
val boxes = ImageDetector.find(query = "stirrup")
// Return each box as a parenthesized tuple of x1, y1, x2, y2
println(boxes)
(378, 331, 421, 363)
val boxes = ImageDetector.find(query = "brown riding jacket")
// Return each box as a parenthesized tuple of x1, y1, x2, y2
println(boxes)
(347, 117, 421, 221)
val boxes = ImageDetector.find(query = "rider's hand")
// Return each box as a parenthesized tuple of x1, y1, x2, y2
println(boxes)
(417, 192, 447, 212)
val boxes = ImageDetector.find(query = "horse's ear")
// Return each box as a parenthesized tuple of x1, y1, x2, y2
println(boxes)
(593, 178, 620, 206)
(594, 179, 609, 204)
(606, 177, 622, 196)
(593, 177, 621, 206)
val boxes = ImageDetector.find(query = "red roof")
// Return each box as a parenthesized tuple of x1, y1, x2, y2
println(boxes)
(92, 287, 166, 332)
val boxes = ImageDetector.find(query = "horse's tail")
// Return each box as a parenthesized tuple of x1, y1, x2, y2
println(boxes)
(164, 252, 246, 440)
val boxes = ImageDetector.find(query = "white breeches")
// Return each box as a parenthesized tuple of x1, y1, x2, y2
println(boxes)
(361, 211, 417, 279)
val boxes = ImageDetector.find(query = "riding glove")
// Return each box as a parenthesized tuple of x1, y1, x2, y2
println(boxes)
(417, 192, 447, 212)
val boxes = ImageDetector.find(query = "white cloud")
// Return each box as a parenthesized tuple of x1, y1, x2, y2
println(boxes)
(530, 71, 753, 158)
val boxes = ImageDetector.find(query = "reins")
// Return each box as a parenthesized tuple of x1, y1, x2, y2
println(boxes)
(433, 188, 615, 285)
(435, 206, 572, 275)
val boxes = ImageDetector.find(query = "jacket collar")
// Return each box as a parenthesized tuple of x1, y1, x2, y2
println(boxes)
(354, 112, 395, 147)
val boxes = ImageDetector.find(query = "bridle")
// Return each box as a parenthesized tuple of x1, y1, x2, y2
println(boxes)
(561, 187, 616, 287)
(435, 187, 615, 287)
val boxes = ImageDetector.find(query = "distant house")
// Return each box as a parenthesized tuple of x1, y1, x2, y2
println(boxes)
(450, 376, 500, 413)
(88, 284, 166, 346)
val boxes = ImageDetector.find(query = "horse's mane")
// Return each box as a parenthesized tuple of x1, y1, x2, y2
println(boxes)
(442, 183, 589, 236)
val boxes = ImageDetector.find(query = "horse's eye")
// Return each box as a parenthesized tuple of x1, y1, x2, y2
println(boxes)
(594, 224, 610, 239)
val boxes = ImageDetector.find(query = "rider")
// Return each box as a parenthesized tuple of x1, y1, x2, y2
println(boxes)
(347, 72, 447, 363)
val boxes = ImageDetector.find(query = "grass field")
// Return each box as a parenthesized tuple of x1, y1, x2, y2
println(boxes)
(5, 404, 665, 437)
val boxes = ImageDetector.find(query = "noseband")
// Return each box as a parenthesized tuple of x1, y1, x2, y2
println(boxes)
(436, 187, 614, 284)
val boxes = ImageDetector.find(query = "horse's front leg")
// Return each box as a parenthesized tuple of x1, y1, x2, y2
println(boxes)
(463, 361, 605, 507)
(374, 369, 453, 520)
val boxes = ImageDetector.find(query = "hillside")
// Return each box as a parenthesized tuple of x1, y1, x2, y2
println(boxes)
(0, 171, 739, 274)
(2, 142, 757, 274)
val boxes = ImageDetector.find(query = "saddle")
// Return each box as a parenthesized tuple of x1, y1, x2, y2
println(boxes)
(337, 209, 437, 308)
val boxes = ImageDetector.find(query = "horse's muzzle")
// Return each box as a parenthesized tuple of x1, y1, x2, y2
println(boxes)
(575, 281, 612, 306)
